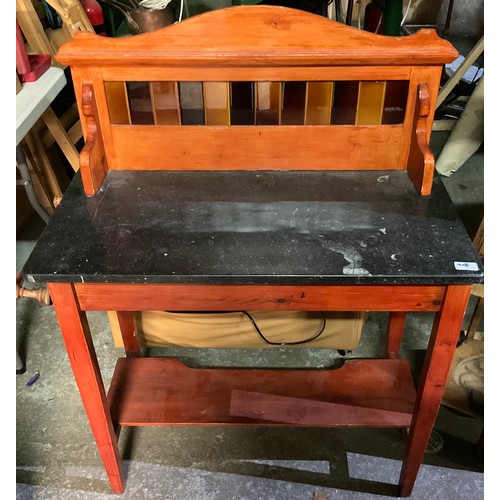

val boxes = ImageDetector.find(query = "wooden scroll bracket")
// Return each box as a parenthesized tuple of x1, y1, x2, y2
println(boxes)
(407, 82, 435, 196)
(80, 83, 109, 196)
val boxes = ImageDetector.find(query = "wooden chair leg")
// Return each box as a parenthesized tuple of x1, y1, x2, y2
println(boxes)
(398, 285, 471, 497)
(116, 311, 141, 357)
(42, 107, 81, 172)
(17, 142, 54, 219)
(48, 283, 125, 494)
(25, 128, 64, 203)
(386, 311, 406, 358)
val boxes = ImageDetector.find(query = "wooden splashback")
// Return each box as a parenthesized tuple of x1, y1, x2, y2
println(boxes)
(55, 6, 458, 196)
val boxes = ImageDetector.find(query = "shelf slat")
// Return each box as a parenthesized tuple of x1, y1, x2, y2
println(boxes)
(108, 358, 416, 428)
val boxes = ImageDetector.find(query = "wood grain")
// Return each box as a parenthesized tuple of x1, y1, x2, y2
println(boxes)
(108, 124, 404, 171)
(48, 283, 124, 494)
(104, 81, 131, 125)
(75, 284, 445, 312)
(116, 311, 141, 357)
(151, 81, 181, 125)
(100, 65, 412, 83)
(399, 285, 471, 496)
(407, 83, 435, 195)
(56, 6, 457, 67)
(80, 83, 109, 195)
(305, 81, 334, 125)
(107, 357, 416, 427)
(47, 8, 465, 497)
(386, 312, 407, 358)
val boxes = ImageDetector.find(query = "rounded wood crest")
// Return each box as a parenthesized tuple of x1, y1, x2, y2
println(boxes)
(56, 5, 457, 67)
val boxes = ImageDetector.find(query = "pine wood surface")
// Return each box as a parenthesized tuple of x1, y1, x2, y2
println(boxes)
(56, 6, 457, 67)
(48, 282, 125, 494)
(57, 6, 457, 196)
(74, 284, 446, 312)
(107, 124, 404, 171)
(107, 357, 416, 427)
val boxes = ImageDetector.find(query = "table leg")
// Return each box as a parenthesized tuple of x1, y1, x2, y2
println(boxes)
(386, 311, 407, 358)
(398, 285, 471, 496)
(116, 311, 141, 357)
(48, 282, 125, 494)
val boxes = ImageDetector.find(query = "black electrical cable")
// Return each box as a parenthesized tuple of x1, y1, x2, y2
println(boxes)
(166, 310, 328, 346)
(240, 311, 327, 346)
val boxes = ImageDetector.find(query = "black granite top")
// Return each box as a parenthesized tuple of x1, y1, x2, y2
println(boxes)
(23, 170, 483, 285)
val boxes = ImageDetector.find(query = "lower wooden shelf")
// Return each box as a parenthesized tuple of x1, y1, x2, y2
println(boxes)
(107, 358, 416, 428)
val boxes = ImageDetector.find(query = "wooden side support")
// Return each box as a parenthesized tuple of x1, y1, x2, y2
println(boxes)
(386, 311, 407, 358)
(116, 311, 141, 357)
(80, 83, 109, 195)
(407, 83, 435, 196)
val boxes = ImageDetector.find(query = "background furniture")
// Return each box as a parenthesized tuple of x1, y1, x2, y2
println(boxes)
(16, 66, 66, 373)
(16, 66, 67, 223)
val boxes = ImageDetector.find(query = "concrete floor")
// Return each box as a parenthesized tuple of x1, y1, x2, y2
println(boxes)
(15, 125, 485, 499)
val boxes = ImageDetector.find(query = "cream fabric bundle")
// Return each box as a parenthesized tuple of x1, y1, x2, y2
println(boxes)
(108, 310, 365, 350)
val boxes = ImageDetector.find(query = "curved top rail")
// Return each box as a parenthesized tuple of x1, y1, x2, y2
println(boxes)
(56, 5, 457, 67)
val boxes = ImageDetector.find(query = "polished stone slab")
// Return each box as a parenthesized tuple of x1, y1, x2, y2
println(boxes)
(23, 170, 483, 285)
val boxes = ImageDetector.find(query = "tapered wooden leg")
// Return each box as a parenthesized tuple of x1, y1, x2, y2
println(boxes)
(399, 285, 471, 497)
(116, 311, 141, 357)
(48, 283, 125, 494)
(386, 311, 407, 358)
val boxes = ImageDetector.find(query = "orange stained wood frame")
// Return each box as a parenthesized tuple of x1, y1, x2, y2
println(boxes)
(48, 6, 466, 497)
(56, 6, 457, 197)
(105, 79, 408, 126)
(74, 283, 446, 312)
(47, 281, 472, 495)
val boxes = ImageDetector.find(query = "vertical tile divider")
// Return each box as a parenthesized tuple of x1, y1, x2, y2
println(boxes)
(150, 82, 158, 125)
